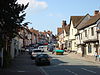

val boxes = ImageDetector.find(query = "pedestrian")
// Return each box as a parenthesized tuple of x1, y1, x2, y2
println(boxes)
(94, 51, 98, 61)
(98, 55, 100, 61)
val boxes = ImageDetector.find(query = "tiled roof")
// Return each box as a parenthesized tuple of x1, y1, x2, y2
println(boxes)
(70, 16, 84, 28)
(76, 14, 92, 29)
(78, 13, 100, 29)
(30, 28, 39, 35)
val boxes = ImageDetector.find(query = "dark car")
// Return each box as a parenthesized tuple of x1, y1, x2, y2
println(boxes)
(35, 54, 51, 65)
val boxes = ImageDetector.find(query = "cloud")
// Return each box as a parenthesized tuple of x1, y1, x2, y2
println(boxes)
(17, 0, 48, 13)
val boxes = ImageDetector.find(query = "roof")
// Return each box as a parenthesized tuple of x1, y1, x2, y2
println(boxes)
(70, 16, 84, 28)
(57, 28, 63, 35)
(30, 28, 39, 35)
(78, 13, 100, 29)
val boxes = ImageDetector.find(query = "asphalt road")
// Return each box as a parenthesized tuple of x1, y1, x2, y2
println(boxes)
(39, 51, 100, 75)
(0, 50, 100, 75)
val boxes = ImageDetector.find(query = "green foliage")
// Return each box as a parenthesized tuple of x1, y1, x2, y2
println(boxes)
(0, 0, 29, 67)
(0, 0, 29, 39)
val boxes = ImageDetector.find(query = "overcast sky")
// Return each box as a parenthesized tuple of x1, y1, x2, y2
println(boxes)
(17, 0, 100, 34)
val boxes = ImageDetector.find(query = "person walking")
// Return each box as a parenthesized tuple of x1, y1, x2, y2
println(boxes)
(94, 51, 98, 61)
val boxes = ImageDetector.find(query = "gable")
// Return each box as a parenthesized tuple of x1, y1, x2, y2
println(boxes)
(70, 16, 84, 28)
(77, 14, 91, 29)
(78, 14, 100, 30)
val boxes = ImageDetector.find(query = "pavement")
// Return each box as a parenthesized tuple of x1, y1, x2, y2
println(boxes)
(64, 51, 100, 64)
(0, 52, 44, 75)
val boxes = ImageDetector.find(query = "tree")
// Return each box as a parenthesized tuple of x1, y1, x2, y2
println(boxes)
(0, 0, 29, 67)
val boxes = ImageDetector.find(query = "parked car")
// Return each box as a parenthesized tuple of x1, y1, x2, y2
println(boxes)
(35, 54, 51, 65)
(38, 45, 48, 52)
(29, 47, 35, 55)
(31, 49, 43, 59)
(47, 44, 55, 52)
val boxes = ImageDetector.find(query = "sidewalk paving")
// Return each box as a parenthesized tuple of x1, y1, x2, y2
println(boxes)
(64, 52, 100, 64)
(0, 52, 44, 75)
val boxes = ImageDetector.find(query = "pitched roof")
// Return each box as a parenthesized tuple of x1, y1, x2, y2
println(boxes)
(76, 14, 92, 29)
(70, 16, 84, 28)
(30, 28, 39, 35)
(78, 13, 100, 29)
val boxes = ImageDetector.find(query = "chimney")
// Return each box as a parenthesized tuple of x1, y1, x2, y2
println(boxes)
(62, 20, 67, 28)
(94, 10, 99, 16)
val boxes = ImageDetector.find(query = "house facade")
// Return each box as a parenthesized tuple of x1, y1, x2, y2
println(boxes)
(30, 28, 39, 44)
(76, 11, 100, 56)
(68, 16, 84, 51)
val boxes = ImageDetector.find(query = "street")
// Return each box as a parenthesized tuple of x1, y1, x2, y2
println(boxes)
(0, 50, 100, 75)
(40, 51, 100, 75)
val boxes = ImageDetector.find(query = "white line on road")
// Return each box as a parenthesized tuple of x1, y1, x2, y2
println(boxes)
(17, 71, 26, 72)
(81, 68, 96, 74)
(39, 67, 49, 75)
(65, 69, 78, 75)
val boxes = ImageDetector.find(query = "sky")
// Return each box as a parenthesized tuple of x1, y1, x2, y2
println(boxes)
(17, 0, 100, 35)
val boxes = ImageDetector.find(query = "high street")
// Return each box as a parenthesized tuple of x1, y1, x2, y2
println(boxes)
(0, 51, 100, 75)
(40, 51, 100, 75)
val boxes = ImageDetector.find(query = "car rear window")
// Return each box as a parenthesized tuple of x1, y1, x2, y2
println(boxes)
(34, 50, 42, 52)
(37, 54, 49, 57)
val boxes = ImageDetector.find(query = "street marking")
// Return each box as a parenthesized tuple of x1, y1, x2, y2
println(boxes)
(81, 68, 96, 74)
(39, 67, 49, 75)
(17, 71, 26, 72)
(65, 69, 78, 75)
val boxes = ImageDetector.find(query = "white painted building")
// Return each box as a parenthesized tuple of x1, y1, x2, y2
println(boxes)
(69, 16, 84, 51)
(76, 12, 100, 56)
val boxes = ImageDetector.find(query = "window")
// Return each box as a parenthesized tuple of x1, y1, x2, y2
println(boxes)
(79, 34, 80, 39)
(74, 42, 76, 47)
(72, 29, 73, 35)
(80, 33, 82, 39)
(91, 27, 94, 36)
(85, 30, 87, 37)
(88, 44, 92, 53)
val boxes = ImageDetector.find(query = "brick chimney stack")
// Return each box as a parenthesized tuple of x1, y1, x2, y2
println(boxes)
(94, 10, 99, 16)
(62, 20, 67, 28)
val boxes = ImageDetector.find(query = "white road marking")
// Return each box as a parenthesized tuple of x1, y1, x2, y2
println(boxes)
(17, 71, 25, 72)
(65, 69, 78, 75)
(81, 68, 96, 74)
(39, 67, 49, 75)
